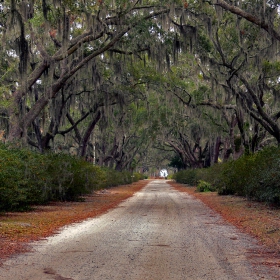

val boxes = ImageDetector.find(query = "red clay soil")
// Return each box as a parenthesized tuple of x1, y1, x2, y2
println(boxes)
(0, 180, 149, 264)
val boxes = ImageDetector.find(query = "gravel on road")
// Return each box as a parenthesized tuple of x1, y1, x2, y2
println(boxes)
(0, 180, 279, 280)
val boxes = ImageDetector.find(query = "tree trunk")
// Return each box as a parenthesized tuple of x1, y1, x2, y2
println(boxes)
(78, 111, 101, 157)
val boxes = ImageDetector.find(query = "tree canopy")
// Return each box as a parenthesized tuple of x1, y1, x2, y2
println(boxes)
(0, 0, 280, 172)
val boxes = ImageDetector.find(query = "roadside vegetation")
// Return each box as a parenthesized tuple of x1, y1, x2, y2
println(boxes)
(0, 143, 145, 212)
(173, 147, 280, 207)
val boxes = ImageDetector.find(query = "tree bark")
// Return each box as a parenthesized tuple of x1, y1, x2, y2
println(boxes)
(215, 0, 280, 41)
(213, 136, 221, 164)
(78, 111, 101, 157)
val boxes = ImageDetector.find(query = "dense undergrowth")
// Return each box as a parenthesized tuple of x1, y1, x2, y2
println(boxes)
(0, 143, 144, 211)
(173, 146, 280, 206)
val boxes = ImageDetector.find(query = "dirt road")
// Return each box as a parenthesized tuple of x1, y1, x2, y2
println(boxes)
(0, 180, 279, 280)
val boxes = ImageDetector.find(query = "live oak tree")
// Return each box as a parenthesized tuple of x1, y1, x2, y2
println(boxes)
(169, 0, 280, 154)
(150, 0, 280, 165)
(201, 1, 280, 147)
(1, 0, 280, 171)
(0, 0, 174, 143)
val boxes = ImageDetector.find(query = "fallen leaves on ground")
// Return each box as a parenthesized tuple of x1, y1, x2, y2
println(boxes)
(0, 180, 149, 263)
(169, 181, 280, 265)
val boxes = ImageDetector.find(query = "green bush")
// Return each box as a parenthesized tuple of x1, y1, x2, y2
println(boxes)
(196, 180, 214, 192)
(42, 154, 105, 201)
(133, 172, 145, 182)
(100, 168, 131, 188)
(100, 170, 145, 188)
(213, 147, 280, 202)
(0, 144, 145, 211)
(0, 145, 45, 210)
(172, 169, 198, 185)
(173, 146, 280, 206)
(245, 147, 280, 204)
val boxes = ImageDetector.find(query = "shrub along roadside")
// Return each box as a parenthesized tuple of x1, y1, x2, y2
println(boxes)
(196, 180, 215, 193)
(0, 144, 144, 212)
(172, 146, 280, 206)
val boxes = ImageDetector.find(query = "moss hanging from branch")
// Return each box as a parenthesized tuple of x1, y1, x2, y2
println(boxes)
(9, 1, 29, 77)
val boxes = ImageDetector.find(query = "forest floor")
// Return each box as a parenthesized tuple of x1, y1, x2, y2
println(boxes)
(0, 179, 279, 266)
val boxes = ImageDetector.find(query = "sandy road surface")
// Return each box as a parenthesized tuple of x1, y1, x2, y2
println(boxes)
(0, 180, 279, 280)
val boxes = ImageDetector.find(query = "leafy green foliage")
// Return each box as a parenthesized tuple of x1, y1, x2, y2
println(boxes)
(172, 169, 198, 186)
(0, 144, 144, 211)
(262, 60, 280, 77)
(41, 153, 106, 201)
(173, 147, 280, 206)
(196, 180, 214, 192)
(168, 154, 185, 170)
(0, 145, 44, 211)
